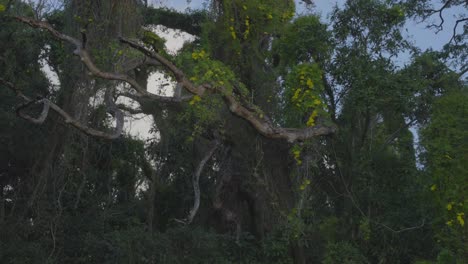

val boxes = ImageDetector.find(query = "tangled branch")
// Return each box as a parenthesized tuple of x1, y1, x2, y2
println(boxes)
(10, 16, 336, 142)
(0, 78, 123, 140)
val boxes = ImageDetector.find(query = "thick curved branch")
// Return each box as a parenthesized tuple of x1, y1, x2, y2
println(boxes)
(186, 140, 219, 224)
(120, 37, 337, 142)
(16, 98, 50, 124)
(14, 16, 180, 104)
(1, 78, 122, 140)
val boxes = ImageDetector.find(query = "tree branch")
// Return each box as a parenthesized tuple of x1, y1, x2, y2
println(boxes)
(186, 140, 219, 224)
(449, 17, 468, 44)
(423, 0, 452, 32)
(0, 78, 123, 140)
(14, 16, 337, 142)
(14, 16, 180, 104)
(422, 0, 467, 42)
(120, 37, 337, 142)
(117, 104, 144, 114)
(16, 98, 50, 124)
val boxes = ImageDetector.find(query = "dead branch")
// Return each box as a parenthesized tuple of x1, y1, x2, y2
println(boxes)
(186, 140, 219, 224)
(16, 98, 50, 124)
(0, 78, 123, 140)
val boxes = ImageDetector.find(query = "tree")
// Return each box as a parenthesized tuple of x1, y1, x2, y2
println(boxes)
(0, 0, 466, 263)
(421, 89, 468, 262)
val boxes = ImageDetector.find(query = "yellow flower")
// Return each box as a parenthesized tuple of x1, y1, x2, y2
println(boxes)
(292, 149, 302, 165)
(313, 99, 321, 106)
(267, 14, 273, 20)
(306, 114, 315, 127)
(231, 32, 237, 39)
(446, 220, 453, 226)
(292, 89, 301, 102)
(189, 95, 201, 105)
(293, 150, 300, 158)
(457, 213, 465, 227)
(447, 203, 453, 211)
(306, 79, 314, 88)
(300, 180, 311, 190)
(199, 50, 206, 58)
(430, 184, 437, 191)
(311, 110, 318, 118)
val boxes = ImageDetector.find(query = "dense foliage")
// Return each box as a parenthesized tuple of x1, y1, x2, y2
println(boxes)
(0, 0, 466, 263)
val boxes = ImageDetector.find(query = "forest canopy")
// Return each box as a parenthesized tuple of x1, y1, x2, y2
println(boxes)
(0, 0, 466, 263)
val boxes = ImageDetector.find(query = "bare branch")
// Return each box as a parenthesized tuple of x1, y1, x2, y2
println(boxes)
(422, 0, 467, 42)
(0, 78, 123, 140)
(16, 98, 50, 124)
(377, 219, 426, 234)
(423, 0, 452, 32)
(186, 140, 219, 224)
(449, 17, 468, 44)
(117, 104, 144, 114)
